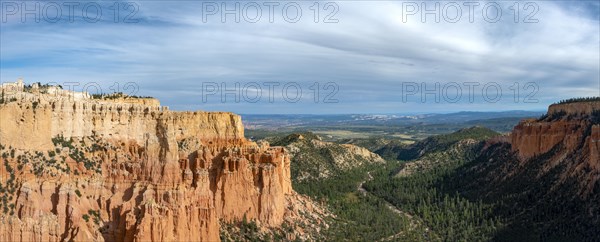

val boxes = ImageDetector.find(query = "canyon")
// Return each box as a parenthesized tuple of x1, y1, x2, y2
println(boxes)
(0, 81, 315, 241)
(1, 80, 598, 241)
(455, 99, 600, 240)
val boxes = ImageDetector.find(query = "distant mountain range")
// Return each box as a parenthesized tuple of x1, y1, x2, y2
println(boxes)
(242, 110, 542, 130)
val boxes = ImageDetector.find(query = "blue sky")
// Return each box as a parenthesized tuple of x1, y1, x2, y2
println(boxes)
(1, 1, 599, 114)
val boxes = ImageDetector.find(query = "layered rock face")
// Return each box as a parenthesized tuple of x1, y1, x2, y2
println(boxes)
(510, 101, 600, 198)
(492, 100, 600, 201)
(511, 101, 600, 175)
(452, 100, 599, 240)
(0, 82, 292, 241)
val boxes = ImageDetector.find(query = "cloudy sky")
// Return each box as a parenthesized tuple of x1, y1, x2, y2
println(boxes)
(1, 1, 598, 114)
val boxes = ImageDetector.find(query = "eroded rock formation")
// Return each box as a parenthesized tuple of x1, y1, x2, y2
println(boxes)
(447, 100, 600, 240)
(511, 101, 600, 178)
(0, 82, 294, 241)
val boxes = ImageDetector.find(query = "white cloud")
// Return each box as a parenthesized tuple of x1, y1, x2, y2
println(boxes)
(1, 1, 598, 113)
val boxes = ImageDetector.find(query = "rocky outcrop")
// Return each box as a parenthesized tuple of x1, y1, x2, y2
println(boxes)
(0, 89, 243, 151)
(509, 102, 600, 198)
(270, 132, 385, 182)
(511, 118, 587, 160)
(445, 100, 600, 240)
(511, 102, 600, 176)
(0, 82, 294, 241)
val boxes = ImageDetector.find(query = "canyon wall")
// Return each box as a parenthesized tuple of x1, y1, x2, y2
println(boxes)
(510, 101, 600, 194)
(460, 100, 600, 240)
(511, 102, 599, 162)
(0, 83, 293, 241)
(511, 118, 588, 160)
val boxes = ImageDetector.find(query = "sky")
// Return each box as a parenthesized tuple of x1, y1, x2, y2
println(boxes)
(1, 0, 599, 114)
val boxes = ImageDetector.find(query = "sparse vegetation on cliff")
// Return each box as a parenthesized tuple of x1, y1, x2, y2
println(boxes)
(52, 135, 75, 149)
(22, 82, 58, 93)
(0, 91, 17, 104)
(219, 216, 294, 242)
(1, 156, 17, 215)
(1, 135, 106, 178)
(88, 209, 101, 225)
(50, 135, 106, 174)
(91, 92, 153, 100)
(554, 97, 600, 105)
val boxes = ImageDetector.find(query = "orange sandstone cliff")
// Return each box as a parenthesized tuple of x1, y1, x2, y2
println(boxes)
(0, 81, 296, 241)
(509, 101, 600, 198)
(453, 99, 599, 240)
(510, 101, 600, 178)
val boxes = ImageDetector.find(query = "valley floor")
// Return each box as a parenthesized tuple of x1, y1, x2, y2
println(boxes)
(358, 171, 437, 242)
